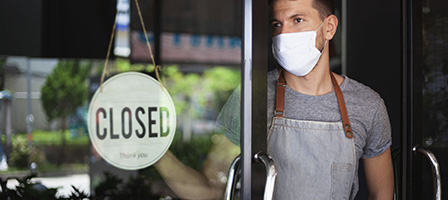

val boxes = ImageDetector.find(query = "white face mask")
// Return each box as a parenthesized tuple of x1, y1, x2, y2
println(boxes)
(272, 19, 327, 77)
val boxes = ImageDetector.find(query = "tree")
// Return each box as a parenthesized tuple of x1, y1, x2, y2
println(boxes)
(41, 60, 90, 165)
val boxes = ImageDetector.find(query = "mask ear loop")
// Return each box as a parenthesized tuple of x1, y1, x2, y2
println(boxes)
(320, 39, 328, 53)
(316, 17, 329, 53)
(315, 17, 328, 32)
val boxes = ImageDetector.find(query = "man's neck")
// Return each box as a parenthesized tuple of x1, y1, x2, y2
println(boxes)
(283, 59, 334, 96)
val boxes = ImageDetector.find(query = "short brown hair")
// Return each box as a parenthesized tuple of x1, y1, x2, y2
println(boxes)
(269, 0, 334, 20)
(312, 0, 334, 20)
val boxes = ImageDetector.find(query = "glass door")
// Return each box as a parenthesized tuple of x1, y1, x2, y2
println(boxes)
(0, 0, 253, 199)
(405, 0, 446, 199)
(240, 0, 270, 199)
(0, 0, 276, 199)
(90, 0, 248, 199)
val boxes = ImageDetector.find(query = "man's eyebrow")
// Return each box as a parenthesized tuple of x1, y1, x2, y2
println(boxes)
(270, 13, 307, 23)
(270, 18, 280, 24)
(289, 13, 306, 19)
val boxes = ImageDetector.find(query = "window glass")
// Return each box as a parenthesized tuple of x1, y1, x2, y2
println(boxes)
(0, 0, 242, 198)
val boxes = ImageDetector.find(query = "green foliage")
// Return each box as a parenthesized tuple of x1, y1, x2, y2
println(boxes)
(9, 137, 48, 169)
(93, 172, 123, 199)
(6, 131, 88, 172)
(41, 60, 91, 121)
(202, 67, 241, 111)
(162, 65, 240, 118)
(66, 186, 89, 199)
(96, 59, 154, 75)
(0, 173, 57, 200)
(29, 147, 47, 168)
(0, 173, 87, 200)
(9, 137, 32, 168)
(115, 58, 151, 72)
(15, 130, 89, 146)
(93, 172, 161, 200)
(120, 174, 158, 199)
(168, 133, 213, 171)
(162, 66, 200, 116)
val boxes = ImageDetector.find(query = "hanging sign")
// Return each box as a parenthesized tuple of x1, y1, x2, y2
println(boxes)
(88, 72, 176, 170)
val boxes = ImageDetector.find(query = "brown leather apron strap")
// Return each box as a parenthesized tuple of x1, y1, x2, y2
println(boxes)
(275, 70, 354, 139)
(275, 70, 286, 117)
(330, 72, 354, 138)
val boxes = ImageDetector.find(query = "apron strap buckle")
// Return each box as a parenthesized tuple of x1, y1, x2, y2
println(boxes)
(331, 73, 354, 139)
(275, 110, 284, 117)
(275, 70, 286, 118)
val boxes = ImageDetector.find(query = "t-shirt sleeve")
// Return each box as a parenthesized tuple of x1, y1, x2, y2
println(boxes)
(215, 86, 241, 147)
(361, 98, 392, 159)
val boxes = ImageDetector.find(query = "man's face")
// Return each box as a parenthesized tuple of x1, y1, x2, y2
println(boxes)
(270, 0, 324, 36)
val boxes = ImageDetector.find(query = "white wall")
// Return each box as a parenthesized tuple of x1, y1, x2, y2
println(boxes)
(4, 57, 58, 133)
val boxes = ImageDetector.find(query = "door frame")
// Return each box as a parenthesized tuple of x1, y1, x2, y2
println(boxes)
(241, 0, 269, 199)
(403, 0, 424, 199)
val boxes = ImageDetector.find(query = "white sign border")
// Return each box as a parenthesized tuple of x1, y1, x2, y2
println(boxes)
(88, 72, 176, 170)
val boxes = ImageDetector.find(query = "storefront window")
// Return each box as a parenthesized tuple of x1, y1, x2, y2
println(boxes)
(0, 0, 242, 199)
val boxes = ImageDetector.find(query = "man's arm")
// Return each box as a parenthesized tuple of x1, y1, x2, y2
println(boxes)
(363, 147, 394, 200)
(154, 134, 240, 200)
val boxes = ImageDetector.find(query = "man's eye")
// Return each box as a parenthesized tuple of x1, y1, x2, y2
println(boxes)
(294, 18, 303, 23)
(271, 22, 281, 28)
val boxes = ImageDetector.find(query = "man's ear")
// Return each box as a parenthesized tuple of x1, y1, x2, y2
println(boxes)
(325, 14, 339, 40)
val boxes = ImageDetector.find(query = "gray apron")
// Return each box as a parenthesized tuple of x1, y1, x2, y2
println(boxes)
(267, 70, 356, 199)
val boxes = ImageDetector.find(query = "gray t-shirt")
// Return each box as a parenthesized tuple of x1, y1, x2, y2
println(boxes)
(215, 69, 392, 197)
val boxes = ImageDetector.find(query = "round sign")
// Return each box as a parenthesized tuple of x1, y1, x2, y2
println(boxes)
(88, 72, 176, 170)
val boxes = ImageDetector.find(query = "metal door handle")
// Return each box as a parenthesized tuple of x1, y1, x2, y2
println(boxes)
(225, 153, 277, 200)
(254, 152, 277, 200)
(413, 146, 442, 200)
(225, 155, 241, 200)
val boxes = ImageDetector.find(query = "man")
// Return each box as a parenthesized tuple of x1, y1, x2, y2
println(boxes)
(264, 0, 393, 198)
(155, 0, 394, 199)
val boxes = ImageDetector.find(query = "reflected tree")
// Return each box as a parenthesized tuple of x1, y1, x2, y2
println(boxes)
(41, 60, 90, 165)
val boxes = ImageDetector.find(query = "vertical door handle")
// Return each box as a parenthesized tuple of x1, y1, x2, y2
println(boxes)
(225, 155, 241, 200)
(254, 152, 277, 200)
(225, 153, 277, 200)
(413, 146, 442, 200)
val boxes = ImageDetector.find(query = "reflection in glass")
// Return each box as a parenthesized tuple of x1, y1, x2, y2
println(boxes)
(0, 0, 243, 198)
(421, 0, 448, 198)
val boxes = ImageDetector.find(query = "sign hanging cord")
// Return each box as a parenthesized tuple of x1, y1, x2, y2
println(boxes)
(134, 0, 162, 83)
(99, 0, 119, 93)
(100, 0, 165, 92)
